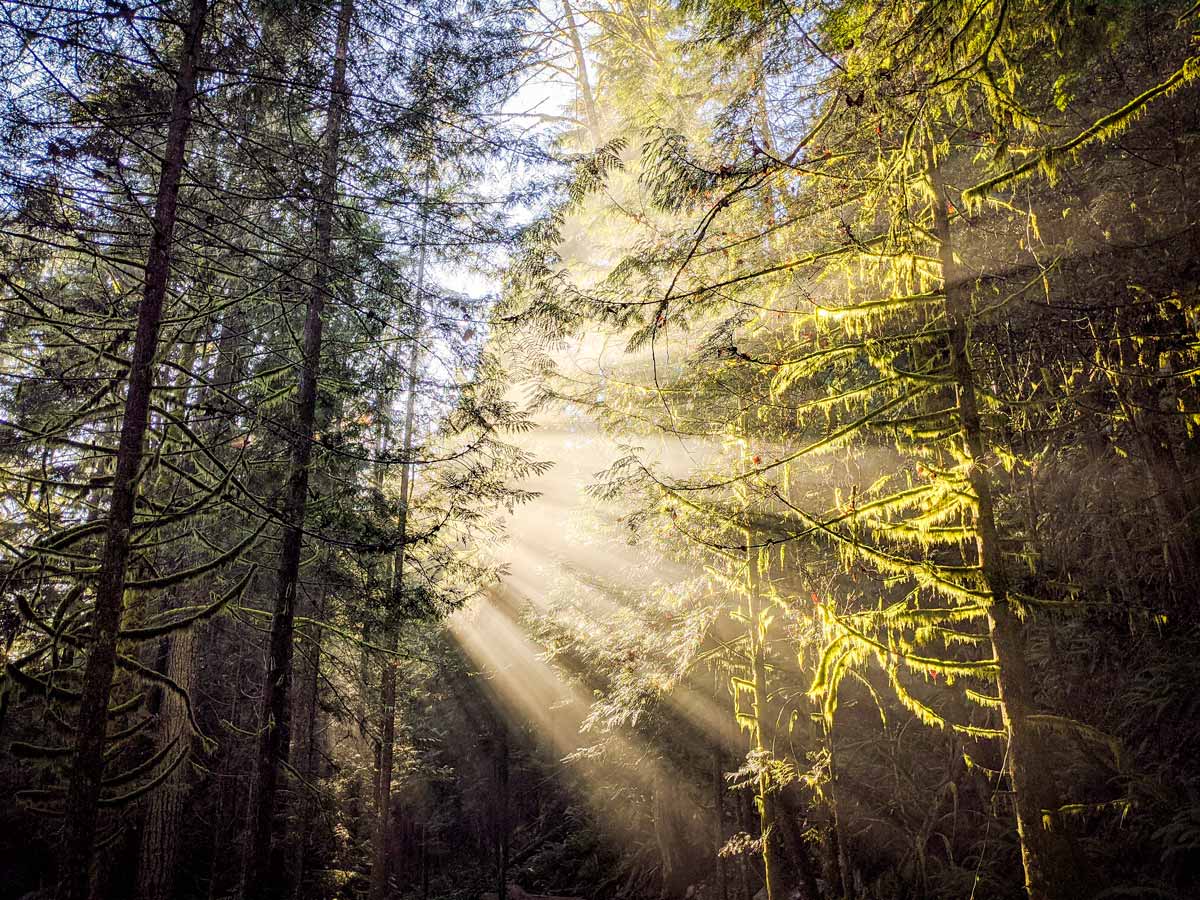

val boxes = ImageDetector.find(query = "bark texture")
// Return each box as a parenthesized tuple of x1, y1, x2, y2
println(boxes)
(59, 3, 208, 896)
(243, 2, 353, 896)
(561, 0, 600, 144)
(136, 627, 196, 900)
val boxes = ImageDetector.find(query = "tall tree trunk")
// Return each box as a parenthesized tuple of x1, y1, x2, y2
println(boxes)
(196, 297, 252, 900)
(206, 629, 248, 900)
(826, 735, 852, 899)
(561, 0, 600, 145)
(370, 655, 397, 895)
(1129, 407, 1200, 602)
(752, 39, 783, 235)
(369, 212, 428, 900)
(136, 288, 229, 900)
(773, 785, 821, 900)
(421, 822, 430, 900)
(211, 302, 249, 431)
(495, 726, 510, 900)
(930, 162, 1081, 900)
(744, 546, 781, 900)
(59, 3, 208, 896)
(136, 626, 196, 900)
(290, 588, 326, 900)
(733, 786, 756, 900)
(712, 746, 728, 900)
(244, 2, 353, 896)
(654, 765, 694, 900)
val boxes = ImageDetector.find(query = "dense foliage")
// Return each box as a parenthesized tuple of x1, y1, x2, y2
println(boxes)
(499, 2, 1200, 899)
(1, 2, 1199, 900)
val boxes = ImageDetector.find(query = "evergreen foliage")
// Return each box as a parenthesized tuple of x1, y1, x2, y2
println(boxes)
(1, 1, 1199, 899)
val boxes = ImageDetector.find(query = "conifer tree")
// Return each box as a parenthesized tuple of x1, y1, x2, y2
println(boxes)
(502, 1, 1200, 898)
(243, 1, 352, 893)
(0, 3, 217, 895)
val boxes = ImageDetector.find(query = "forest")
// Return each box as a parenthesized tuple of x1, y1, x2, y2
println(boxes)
(1, 1, 1199, 899)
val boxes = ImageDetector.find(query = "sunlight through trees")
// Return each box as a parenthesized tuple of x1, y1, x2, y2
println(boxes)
(2, 2, 1199, 899)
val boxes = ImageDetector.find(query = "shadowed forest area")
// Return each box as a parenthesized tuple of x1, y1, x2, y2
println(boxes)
(2, 1, 1200, 899)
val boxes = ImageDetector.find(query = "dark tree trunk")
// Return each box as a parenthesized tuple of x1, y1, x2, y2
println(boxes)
(421, 822, 430, 900)
(712, 748, 728, 900)
(931, 163, 1082, 900)
(197, 299, 253, 900)
(59, 3, 209, 896)
(773, 785, 821, 900)
(653, 767, 693, 900)
(211, 302, 249, 431)
(136, 287, 230, 900)
(733, 786, 756, 900)
(206, 630, 250, 900)
(370, 655, 398, 897)
(1132, 413, 1200, 601)
(290, 590, 326, 900)
(822, 715, 852, 900)
(495, 727, 510, 900)
(244, 2, 353, 896)
(745, 557, 781, 900)
(369, 175, 428, 900)
(136, 626, 196, 900)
